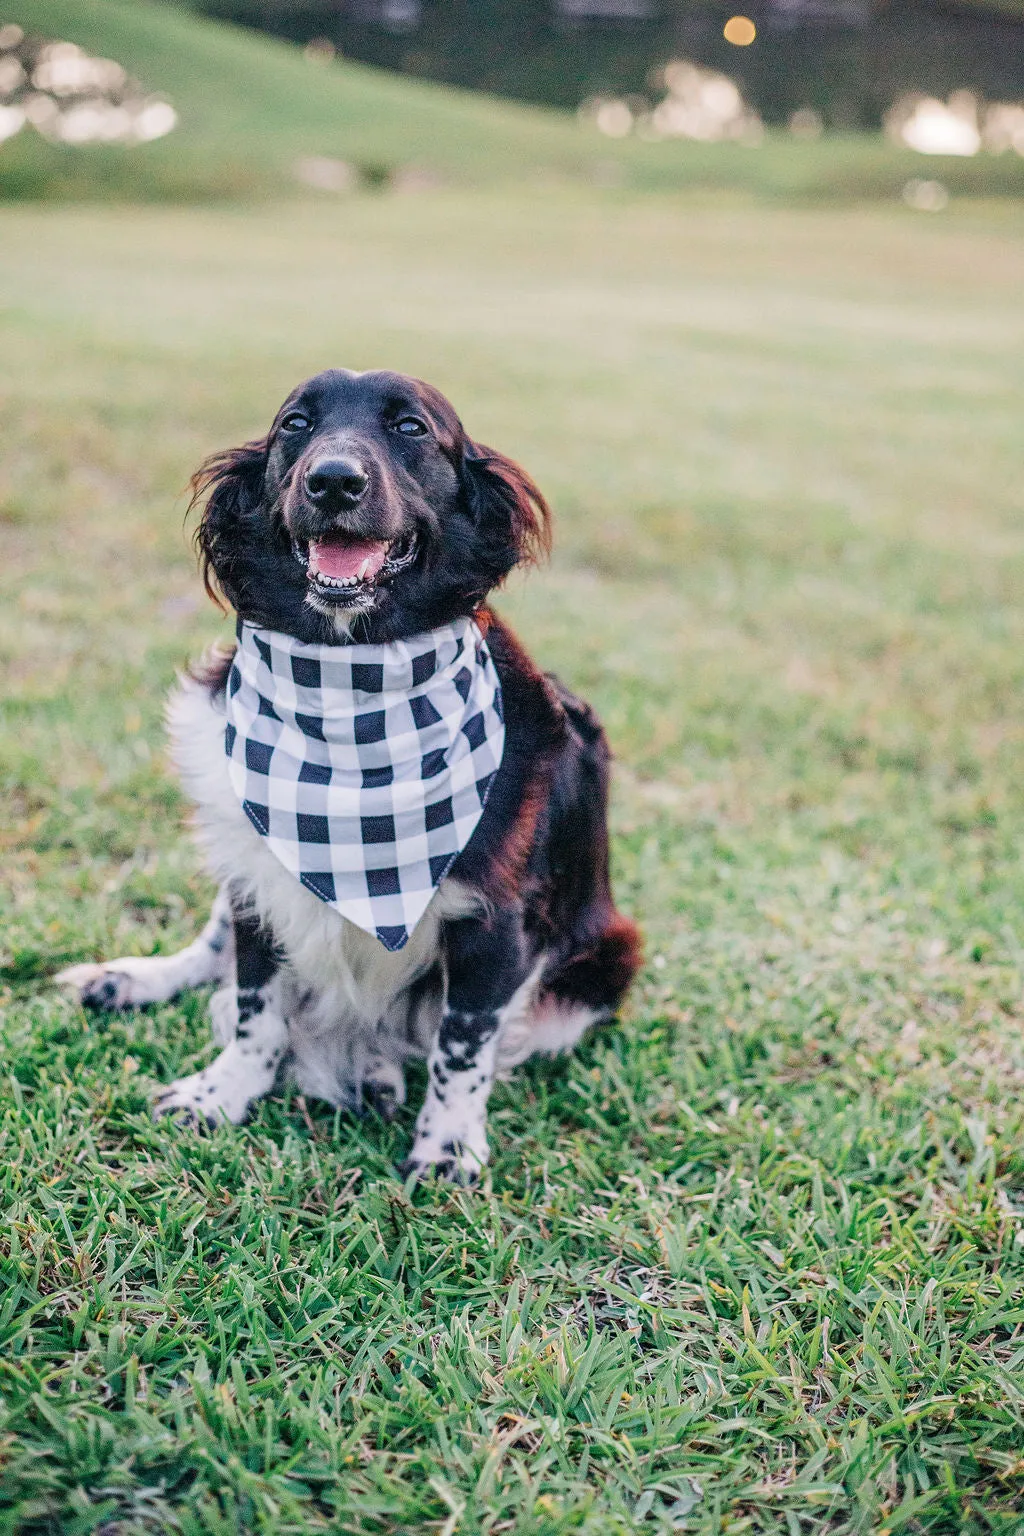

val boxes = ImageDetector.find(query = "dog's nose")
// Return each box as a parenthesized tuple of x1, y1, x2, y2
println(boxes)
(304, 457, 369, 507)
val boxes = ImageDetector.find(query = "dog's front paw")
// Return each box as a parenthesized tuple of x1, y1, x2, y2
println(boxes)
(152, 1069, 251, 1131)
(55, 962, 142, 1012)
(399, 1135, 488, 1186)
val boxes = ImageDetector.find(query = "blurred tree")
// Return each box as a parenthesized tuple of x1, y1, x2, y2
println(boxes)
(168, 0, 1024, 126)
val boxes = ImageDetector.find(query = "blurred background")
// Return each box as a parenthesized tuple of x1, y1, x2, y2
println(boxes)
(3, 3, 1024, 1529)
(1, 0, 1024, 198)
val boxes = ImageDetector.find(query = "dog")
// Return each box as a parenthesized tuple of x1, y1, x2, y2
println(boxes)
(58, 369, 642, 1182)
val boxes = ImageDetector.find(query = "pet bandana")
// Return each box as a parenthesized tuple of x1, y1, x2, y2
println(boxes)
(224, 617, 505, 950)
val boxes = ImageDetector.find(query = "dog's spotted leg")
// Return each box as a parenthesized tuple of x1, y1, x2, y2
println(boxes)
(56, 886, 234, 1011)
(402, 911, 529, 1185)
(403, 1007, 501, 1183)
(153, 908, 287, 1130)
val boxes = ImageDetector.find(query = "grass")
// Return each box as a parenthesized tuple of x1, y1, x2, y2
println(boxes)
(2, 183, 1024, 1532)
(5, 0, 1024, 205)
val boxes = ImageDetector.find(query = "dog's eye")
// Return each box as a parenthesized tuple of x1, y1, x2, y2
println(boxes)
(393, 417, 428, 437)
(280, 412, 311, 433)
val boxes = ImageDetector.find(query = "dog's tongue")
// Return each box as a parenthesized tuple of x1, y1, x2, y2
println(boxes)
(308, 536, 389, 582)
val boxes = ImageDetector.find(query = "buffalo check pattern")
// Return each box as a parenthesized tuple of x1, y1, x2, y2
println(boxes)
(224, 618, 505, 950)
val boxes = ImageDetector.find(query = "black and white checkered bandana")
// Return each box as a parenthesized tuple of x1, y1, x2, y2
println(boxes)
(224, 617, 505, 951)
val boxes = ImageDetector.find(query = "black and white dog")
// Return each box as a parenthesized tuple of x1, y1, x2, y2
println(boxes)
(59, 370, 641, 1182)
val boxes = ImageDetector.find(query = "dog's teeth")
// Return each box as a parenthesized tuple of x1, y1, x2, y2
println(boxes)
(357, 558, 370, 580)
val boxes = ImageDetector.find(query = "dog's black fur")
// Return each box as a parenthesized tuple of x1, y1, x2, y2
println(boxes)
(193, 369, 641, 1024)
(68, 369, 641, 1179)
(193, 368, 549, 642)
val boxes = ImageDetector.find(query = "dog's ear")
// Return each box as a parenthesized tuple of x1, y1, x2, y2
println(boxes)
(462, 440, 552, 573)
(189, 438, 269, 609)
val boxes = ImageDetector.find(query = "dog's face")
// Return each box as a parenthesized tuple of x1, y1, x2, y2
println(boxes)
(193, 369, 549, 643)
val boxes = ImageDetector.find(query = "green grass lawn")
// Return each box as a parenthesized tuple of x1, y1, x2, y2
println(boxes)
(3, 184, 1024, 1533)
(5, 0, 1024, 205)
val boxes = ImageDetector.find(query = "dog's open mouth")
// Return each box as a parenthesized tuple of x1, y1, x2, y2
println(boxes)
(292, 531, 417, 603)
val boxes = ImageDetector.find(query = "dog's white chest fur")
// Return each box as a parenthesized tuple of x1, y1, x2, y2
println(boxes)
(166, 675, 483, 1105)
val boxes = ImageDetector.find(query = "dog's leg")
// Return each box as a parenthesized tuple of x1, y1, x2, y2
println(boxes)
(402, 911, 530, 1185)
(356, 966, 443, 1121)
(361, 1049, 407, 1121)
(153, 908, 287, 1130)
(56, 886, 234, 1011)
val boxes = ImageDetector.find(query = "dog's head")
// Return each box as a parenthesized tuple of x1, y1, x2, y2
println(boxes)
(191, 369, 550, 642)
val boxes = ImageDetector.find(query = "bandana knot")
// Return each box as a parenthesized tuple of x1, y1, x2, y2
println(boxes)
(224, 617, 505, 950)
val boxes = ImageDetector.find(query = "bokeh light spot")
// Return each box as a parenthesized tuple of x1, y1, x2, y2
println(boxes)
(723, 15, 756, 45)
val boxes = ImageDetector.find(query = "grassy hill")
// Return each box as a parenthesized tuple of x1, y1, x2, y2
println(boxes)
(3, 0, 605, 199)
(4, 0, 1024, 203)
